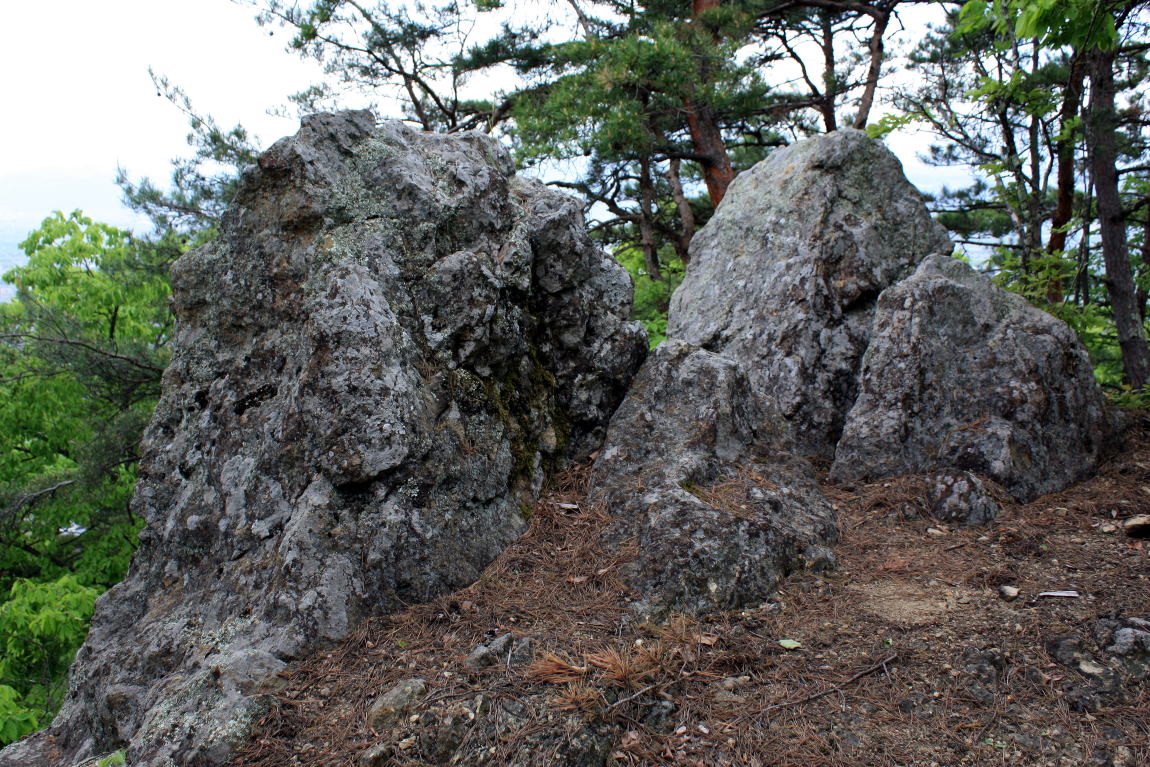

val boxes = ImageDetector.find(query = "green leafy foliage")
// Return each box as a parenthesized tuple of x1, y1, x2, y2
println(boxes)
(0, 684, 39, 745)
(0, 576, 100, 743)
(0, 211, 174, 745)
(958, 0, 1118, 50)
(866, 112, 915, 139)
(616, 244, 685, 348)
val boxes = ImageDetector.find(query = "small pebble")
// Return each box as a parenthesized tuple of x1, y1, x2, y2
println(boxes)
(1123, 515, 1150, 538)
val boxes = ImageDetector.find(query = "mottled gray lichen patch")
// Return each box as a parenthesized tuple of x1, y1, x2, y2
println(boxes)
(0, 110, 645, 767)
(668, 129, 951, 457)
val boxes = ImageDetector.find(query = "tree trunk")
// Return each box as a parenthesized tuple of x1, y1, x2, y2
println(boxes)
(851, 7, 890, 129)
(684, 103, 736, 206)
(667, 157, 697, 265)
(685, 0, 737, 206)
(637, 154, 662, 281)
(1087, 47, 1150, 387)
(1076, 182, 1092, 306)
(1140, 191, 1150, 321)
(820, 11, 839, 131)
(1045, 53, 1086, 304)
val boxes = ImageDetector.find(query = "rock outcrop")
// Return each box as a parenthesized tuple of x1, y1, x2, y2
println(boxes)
(589, 341, 837, 618)
(668, 130, 951, 457)
(1, 111, 645, 767)
(829, 254, 1108, 502)
(592, 129, 1109, 615)
(4, 122, 1117, 765)
(924, 470, 1003, 526)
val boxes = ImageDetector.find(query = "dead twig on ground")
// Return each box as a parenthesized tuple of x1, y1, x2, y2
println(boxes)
(764, 654, 899, 713)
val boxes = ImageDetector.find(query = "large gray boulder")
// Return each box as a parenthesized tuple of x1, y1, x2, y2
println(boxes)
(589, 341, 837, 618)
(829, 254, 1108, 501)
(591, 129, 1110, 615)
(0, 111, 645, 767)
(668, 129, 951, 457)
(589, 130, 944, 615)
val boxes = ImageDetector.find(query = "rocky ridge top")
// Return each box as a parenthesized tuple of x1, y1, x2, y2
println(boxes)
(0, 111, 645, 767)
(0, 122, 1119, 767)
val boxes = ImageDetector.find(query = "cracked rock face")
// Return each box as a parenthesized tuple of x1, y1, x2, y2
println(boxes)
(668, 129, 951, 457)
(1, 111, 645, 767)
(589, 341, 838, 618)
(829, 254, 1109, 502)
(593, 129, 1109, 615)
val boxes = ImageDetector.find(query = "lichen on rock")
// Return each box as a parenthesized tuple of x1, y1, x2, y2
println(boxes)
(0, 111, 645, 767)
(829, 254, 1109, 502)
(667, 129, 951, 457)
(591, 128, 1112, 617)
(589, 341, 838, 618)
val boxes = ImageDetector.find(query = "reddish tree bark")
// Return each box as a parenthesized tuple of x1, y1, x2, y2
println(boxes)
(851, 5, 890, 129)
(684, 102, 737, 205)
(685, 0, 737, 206)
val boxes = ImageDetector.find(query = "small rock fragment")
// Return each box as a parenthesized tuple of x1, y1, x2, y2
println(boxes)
(368, 678, 427, 730)
(1107, 626, 1150, 657)
(465, 633, 532, 670)
(925, 470, 1001, 525)
(998, 585, 1020, 601)
(1122, 515, 1150, 538)
(1078, 659, 1107, 676)
(802, 545, 837, 573)
(357, 743, 392, 767)
(719, 675, 751, 691)
(510, 637, 535, 666)
(466, 633, 513, 670)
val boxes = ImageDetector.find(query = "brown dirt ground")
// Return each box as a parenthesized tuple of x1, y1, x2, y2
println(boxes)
(231, 414, 1150, 767)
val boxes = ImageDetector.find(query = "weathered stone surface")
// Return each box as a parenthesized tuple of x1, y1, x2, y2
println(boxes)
(465, 633, 533, 671)
(668, 129, 951, 457)
(0, 111, 645, 767)
(369, 678, 428, 730)
(592, 128, 1110, 616)
(589, 341, 838, 618)
(1042, 616, 1150, 713)
(925, 470, 1002, 526)
(829, 254, 1108, 501)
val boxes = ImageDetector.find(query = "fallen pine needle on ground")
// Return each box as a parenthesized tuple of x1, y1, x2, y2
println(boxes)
(231, 416, 1150, 767)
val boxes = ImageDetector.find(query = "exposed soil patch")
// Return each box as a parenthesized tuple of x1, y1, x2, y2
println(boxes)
(231, 414, 1150, 767)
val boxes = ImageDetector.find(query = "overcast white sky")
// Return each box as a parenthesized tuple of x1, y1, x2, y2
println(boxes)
(0, 0, 965, 301)
(0, 0, 333, 299)
(0, 1, 331, 237)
